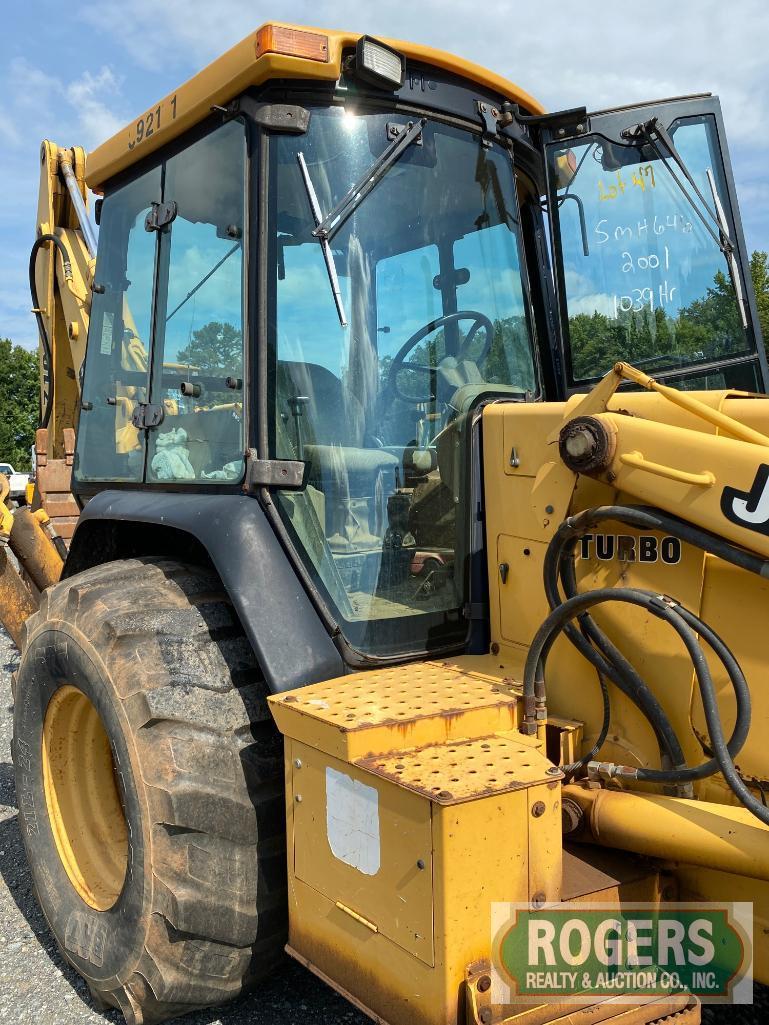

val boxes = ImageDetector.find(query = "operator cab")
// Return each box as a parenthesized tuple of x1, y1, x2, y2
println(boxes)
(269, 105, 539, 654)
(74, 25, 767, 664)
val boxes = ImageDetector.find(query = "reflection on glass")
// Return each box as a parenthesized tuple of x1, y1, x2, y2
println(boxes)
(271, 108, 537, 655)
(550, 116, 753, 381)
(147, 120, 246, 484)
(76, 168, 160, 481)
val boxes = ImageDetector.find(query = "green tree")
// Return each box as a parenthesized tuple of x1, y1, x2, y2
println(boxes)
(567, 249, 769, 380)
(176, 321, 241, 372)
(750, 250, 769, 341)
(0, 339, 38, 471)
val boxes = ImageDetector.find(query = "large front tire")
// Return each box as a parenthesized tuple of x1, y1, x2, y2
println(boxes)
(12, 557, 287, 1024)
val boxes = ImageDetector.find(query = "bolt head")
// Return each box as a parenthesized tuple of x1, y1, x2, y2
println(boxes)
(478, 975, 492, 993)
(295, 794, 303, 803)
(294, 758, 302, 769)
(532, 800, 546, 818)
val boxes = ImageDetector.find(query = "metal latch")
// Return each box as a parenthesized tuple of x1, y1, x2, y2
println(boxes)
(131, 403, 165, 430)
(476, 101, 500, 148)
(245, 450, 307, 491)
(145, 201, 177, 233)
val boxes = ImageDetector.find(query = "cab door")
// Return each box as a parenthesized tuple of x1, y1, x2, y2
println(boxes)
(540, 95, 769, 393)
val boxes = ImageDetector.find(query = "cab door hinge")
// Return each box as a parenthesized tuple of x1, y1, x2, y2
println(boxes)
(131, 402, 165, 430)
(145, 201, 178, 233)
(476, 100, 500, 148)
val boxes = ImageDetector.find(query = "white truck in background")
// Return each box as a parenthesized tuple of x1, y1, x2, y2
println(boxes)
(0, 464, 30, 503)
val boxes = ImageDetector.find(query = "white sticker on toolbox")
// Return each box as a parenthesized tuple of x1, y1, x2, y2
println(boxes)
(325, 767, 380, 875)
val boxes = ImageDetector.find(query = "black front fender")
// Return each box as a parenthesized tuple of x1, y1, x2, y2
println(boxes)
(66, 491, 344, 693)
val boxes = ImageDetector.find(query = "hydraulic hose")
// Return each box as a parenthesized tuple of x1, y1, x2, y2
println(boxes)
(524, 587, 750, 784)
(29, 233, 72, 430)
(540, 514, 689, 776)
(525, 503, 768, 825)
(560, 668, 610, 778)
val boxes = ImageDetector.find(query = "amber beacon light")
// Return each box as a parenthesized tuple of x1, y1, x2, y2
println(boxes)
(255, 25, 330, 62)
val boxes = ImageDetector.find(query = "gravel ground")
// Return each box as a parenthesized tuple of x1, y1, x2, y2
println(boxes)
(0, 624, 764, 1024)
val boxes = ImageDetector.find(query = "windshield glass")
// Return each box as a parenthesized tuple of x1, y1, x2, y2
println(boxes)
(548, 115, 759, 386)
(269, 105, 537, 657)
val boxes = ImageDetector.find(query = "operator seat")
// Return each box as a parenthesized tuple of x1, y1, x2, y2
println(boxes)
(277, 360, 399, 548)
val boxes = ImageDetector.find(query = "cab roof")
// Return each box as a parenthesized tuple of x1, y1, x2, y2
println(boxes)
(86, 22, 544, 189)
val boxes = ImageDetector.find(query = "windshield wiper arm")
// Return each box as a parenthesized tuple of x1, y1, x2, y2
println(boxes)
(297, 152, 348, 327)
(628, 117, 748, 329)
(707, 168, 748, 328)
(313, 117, 426, 243)
(629, 118, 732, 254)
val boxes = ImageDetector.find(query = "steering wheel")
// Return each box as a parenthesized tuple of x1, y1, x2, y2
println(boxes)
(386, 310, 495, 403)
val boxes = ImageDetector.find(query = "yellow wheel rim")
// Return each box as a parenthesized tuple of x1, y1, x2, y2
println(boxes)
(41, 686, 129, 911)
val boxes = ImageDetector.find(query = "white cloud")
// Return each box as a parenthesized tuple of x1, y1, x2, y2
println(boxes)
(8, 59, 59, 112)
(0, 56, 131, 347)
(66, 67, 126, 149)
(75, 0, 769, 145)
(0, 114, 20, 148)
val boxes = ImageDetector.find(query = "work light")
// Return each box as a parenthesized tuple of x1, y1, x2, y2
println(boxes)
(355, 36, 405, 89)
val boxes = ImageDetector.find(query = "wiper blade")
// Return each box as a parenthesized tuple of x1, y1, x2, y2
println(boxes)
(314, 117, 426, 242)
(628, 117, 748, 330)
(707, 167, 748, 328)
(297, 152, 348, 327)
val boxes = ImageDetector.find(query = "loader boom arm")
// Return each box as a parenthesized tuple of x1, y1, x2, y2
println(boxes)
(33, 141, 94, 461)
(0, 137, 100, 605)
(556, 362, 769, 563)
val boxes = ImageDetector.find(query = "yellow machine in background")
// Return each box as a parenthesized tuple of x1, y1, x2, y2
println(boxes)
(6, 19, 769, 1025)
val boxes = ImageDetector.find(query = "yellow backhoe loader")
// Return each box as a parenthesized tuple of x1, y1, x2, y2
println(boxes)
(7, 20, 769, 1025)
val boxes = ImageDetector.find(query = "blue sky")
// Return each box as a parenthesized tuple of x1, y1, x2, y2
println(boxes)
(2, 0, 768, 349)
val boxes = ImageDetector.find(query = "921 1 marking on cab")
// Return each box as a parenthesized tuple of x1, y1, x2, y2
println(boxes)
(722, 463, 769, 535)
(128, 94, 177, 151)
(579, 533, 682, 565)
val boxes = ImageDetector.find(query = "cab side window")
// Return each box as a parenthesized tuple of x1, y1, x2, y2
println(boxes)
(75, 119, 246, 486)
(147, 121, 246, 483)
